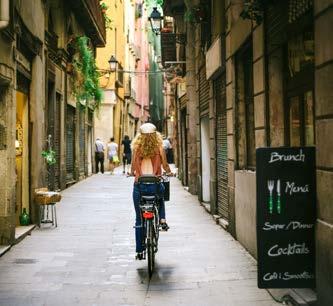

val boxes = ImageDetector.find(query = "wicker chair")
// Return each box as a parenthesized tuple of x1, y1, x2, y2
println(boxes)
(34, 188, 61, 227)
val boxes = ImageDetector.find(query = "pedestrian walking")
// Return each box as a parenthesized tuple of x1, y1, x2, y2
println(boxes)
(122, 135, 132, 174)
(162, 136, 171, 156)
(107, 137, 119, 174)
(166, 136, 174, 164)
(95, 138, 105, 174)
(130, 123, 173, 259)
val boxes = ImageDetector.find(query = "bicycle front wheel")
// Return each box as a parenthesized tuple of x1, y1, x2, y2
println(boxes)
(147, 219, 155, 278)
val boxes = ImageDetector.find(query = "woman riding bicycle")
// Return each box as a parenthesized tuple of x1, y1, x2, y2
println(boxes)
(131, 123, 172, 259)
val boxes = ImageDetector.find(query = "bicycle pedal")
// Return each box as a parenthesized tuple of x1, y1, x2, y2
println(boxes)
(159, 224, 169, 231)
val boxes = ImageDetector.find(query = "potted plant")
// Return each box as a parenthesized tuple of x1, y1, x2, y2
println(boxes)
(100, 2, 108, 14)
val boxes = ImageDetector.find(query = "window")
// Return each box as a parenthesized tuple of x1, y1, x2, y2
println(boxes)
(289, 96, 301, 146)
(285, 4, 314, 147)
(236, 41, 255, 169)
(288, 91, 314, 146)
(288, 30, 314, 78)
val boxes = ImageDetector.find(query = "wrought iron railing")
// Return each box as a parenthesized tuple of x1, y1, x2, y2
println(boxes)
(85, 0, 106, 42)
(68, 0, 106, 46)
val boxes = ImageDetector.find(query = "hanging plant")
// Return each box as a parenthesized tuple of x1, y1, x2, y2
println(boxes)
(72, 36, 103, 111)
(104, 15, 113, 30)
(240, 0, 264, 24)
(42, 149, 56, 165)
(184, 4, 209, 23)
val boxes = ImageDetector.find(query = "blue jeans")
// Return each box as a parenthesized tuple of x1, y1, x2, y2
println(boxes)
(133, 183, 165, 252)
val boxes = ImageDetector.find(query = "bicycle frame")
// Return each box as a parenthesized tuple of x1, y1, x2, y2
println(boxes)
(137, 176, 163, 277)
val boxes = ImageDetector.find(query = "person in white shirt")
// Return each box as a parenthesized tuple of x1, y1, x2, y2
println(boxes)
(107, 137, 119, 174)
(95, 138, 105, 173)
(162, 137, 171, 151)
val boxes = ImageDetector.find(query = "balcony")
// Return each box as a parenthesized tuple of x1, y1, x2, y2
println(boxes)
(163, 0, 185, 17)
(67, 0, 106, 47)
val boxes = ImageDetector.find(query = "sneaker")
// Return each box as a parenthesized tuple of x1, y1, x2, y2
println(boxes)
(136, 252, 144, 260)
(160, 222, 169, 231)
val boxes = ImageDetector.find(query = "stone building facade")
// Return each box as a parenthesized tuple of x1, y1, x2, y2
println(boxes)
(163, 0, 333, 304)
(0, 0, 105, 245)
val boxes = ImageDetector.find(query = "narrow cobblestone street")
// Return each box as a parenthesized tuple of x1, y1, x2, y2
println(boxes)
(0, 171, 278, 306)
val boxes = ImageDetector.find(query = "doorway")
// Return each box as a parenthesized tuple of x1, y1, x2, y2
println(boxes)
(15, 91, 30, 224)
(200, 116, 211, 202)
(87, 126, 93, 175)
(180, 108, 188, 186)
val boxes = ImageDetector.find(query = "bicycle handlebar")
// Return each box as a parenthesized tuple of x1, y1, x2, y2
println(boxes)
(126, 173, 175, 178)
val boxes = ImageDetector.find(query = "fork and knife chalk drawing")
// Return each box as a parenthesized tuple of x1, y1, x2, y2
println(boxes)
(267, 180, 281, 214)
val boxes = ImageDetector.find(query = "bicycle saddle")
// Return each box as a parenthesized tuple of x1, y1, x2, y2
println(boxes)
(138, 175, 160, 183)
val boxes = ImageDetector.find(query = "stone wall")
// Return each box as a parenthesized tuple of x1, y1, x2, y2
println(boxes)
(225, 3, 253, 237)
(0, 64, 15, 244)
(314, 1, 333, 305)
(235, 170, 257, 258)
(0, 0, 103, 243)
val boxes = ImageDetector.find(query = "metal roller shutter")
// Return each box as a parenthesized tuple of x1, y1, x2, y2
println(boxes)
(47, 83, 55, 190)
(47, 83, 61, 190)
(199, 66, 209, 116)
(179, 94, 187, 110)
(79, 109, 85, 175)
(66, 105, 75, 182)
(215, 76, 228, 220)
(53, 94, 61, 190)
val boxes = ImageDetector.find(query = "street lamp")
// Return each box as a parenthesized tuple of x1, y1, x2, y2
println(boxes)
(149, 7, 163, 35)
(108, 55, 118, 72)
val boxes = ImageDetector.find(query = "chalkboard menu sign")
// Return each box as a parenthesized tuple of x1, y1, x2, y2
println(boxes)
(256, 147, 316, 288)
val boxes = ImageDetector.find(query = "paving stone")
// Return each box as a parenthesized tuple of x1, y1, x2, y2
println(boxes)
(0, 169, 279, 305)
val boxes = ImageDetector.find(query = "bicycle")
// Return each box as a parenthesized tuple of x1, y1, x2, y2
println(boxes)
(135, 174, 169, 278)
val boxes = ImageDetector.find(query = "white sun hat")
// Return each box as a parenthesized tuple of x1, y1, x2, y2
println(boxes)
(140, 123, 156, 134)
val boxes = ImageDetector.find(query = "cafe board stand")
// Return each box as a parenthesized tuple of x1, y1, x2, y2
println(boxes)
(256, 147, 316, 289)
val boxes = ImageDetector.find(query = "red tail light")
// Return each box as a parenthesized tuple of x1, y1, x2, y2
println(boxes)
(142, 211, 154, 219)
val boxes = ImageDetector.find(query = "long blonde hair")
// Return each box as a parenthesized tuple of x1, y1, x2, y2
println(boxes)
(132, 131, 163, 158)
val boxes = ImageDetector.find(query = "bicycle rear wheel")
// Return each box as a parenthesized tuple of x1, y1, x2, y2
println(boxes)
(147, 220, 155, 278)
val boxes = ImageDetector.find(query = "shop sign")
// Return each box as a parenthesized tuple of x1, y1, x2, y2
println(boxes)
(161, 33, 176, 67)
(256, 147, 316, 288)
(206, 37, 222, 80)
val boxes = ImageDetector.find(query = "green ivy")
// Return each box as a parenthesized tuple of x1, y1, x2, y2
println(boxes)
(72, 36, 103, 111)
(145, 0, 163, 8)
(42, 149, 56, 165)
(104, 14, 113, 30)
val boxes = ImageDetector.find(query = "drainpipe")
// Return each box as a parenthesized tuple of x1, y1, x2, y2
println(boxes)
(0, 0, 9, 30)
